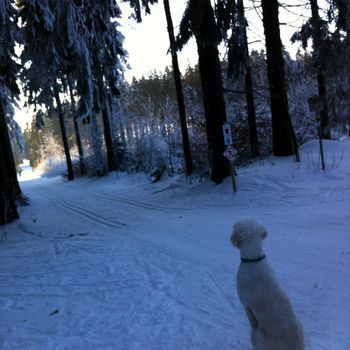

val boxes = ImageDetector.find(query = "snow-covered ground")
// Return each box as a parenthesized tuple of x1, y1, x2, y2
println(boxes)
(1, 139, 349, 350)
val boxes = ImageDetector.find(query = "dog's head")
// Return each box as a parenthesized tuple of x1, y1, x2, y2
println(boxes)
(231, 219, 268, 248)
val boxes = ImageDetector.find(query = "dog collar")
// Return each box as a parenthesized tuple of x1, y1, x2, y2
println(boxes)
(241, 255, 266, 263)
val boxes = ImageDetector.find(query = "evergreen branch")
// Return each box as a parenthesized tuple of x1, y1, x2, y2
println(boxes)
(175, 3, 193, 51)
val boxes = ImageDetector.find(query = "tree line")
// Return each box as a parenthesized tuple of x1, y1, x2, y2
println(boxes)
(1, 0, 349, 225)
(25, 50, 347, 178)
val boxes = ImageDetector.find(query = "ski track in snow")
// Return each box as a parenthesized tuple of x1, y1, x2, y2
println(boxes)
(87, 191, 184, 214)
(1, 140, 350, 349)
(46, 191, 127, 230)
(1, 179, 242, 349)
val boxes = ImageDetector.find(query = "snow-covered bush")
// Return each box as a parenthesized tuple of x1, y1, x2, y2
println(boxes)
(285, 52, 319, 144)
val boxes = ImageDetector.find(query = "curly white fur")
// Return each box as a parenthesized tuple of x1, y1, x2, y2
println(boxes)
(231, 220, 305, 350)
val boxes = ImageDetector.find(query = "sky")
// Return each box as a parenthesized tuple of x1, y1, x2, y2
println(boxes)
(14, 0, 311, 130)
(119, 0, 309, 82)
(119, 0, 197, 82)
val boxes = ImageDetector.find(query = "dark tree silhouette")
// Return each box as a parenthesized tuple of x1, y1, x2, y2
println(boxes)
(19, 0, 75, 180)
(0, 0, 22, 224)
(237, 0, 259, 157)
(163, 0, 193, 175)
(76, 0, 126, 172)
(261, 0, 299, 158)
(310, 0, 331, 139)
(177, 0, 230, 184)
(0, 102, 20, 225)
(68, 81, 86, 175)
(221, 0, 259, 157)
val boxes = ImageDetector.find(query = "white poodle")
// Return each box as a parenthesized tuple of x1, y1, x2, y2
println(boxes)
(231, 219, 305, 350)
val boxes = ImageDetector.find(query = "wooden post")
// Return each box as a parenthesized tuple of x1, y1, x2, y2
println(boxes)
(222, 124, 238, 192)
(317, 115, 326, 171)
(229, 161, 237, 192)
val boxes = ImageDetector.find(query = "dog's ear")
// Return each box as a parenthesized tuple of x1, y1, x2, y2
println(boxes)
(258, 226, 268, 240)
(231, 231, 240, 247)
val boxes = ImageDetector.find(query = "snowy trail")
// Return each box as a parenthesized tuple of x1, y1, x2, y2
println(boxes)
(1, 140, 350, 349)
(1, 177, 242, 349)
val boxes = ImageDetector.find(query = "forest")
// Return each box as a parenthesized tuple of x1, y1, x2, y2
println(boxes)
(1, 0, 349, 225)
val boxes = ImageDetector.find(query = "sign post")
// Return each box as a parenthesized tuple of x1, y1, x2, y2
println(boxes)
(222, 123, 237, 192)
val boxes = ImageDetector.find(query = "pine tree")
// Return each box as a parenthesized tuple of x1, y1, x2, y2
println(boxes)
(126, 0, 230, 182)
(217, 0, 259, 157)
(0, 102, 20, 225)
(0, 0, 22, 224)
(68, 80, 86, 175)
(328, 0, 350, 135)
(261, 0, 298, 158)
(310, 0, 331, 139)
(81, 0, 126, 172)
(162, 0, 193, 175)
(19, 0, 75, 180)
(237, 0, 259, 157)
(292, 0, 350, 139)
(52, 0, 94, 175)
(177, 0, 230, 184)
(123, 0, 158, 23)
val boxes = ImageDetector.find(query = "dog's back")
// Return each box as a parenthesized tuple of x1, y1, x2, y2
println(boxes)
(237, 259, 304, 350)
(232, 220, 305, 350)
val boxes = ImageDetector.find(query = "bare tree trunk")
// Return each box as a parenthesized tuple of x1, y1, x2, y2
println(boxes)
(245, 67, 259, 157)
(261, 0, 298, 158)
(68, 82, 86, 175)
(163, 0, 193, 175)
(310, 0, 331, 139)
(237, 0, 259, 157)
(96, 69, 117, 172)
(189, 0, 230, 184)
(0, 100, 20, 224)
(0, 151, 19, 225)
(53, 85, 74, 181)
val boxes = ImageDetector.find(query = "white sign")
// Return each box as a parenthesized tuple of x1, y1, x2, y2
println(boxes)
(223, 145, 237, 161)
(222, 123, 233, 145)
